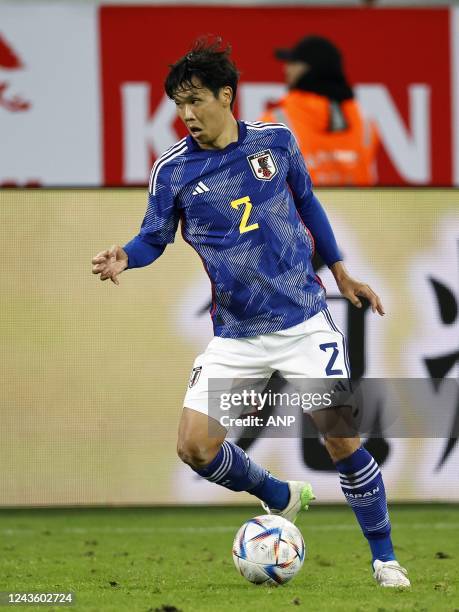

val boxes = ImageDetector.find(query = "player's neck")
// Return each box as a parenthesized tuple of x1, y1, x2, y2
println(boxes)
(201, 116, 239, 150)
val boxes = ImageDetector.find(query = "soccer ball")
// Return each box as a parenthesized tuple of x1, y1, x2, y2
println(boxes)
(232, 514, 305, 585)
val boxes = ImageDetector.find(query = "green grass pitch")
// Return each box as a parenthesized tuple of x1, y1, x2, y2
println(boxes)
(0, 505, 457, 612)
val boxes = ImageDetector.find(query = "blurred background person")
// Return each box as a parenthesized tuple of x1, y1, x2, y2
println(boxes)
(260, 35, 379, 186)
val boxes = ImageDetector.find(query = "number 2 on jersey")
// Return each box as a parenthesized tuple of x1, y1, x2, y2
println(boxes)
(319, 342, 344, 376)
(231, 196, 259, 234)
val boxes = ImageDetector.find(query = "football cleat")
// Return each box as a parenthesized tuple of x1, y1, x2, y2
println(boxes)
(261, 481, 315, 523)
(373, 560, 411, 588)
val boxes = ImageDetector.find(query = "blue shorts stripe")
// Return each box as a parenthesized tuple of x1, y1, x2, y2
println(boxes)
(322, 308, 351, 379)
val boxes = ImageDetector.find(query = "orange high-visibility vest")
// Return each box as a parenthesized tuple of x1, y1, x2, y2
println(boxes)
(260, 90, 378, 185)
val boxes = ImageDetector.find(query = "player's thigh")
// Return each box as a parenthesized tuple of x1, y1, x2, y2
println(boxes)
(183, 335, 273, 419)
(274, 310, 356, 434)
(179, 337, 271, 462)
(273, 310, 359, 459)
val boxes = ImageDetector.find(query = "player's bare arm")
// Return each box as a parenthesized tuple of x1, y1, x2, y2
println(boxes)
(91, 244, 128, 285)
(330, 261, 385, 316)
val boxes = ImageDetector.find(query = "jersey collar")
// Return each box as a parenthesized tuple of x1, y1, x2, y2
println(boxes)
(186, 120, 247, 154)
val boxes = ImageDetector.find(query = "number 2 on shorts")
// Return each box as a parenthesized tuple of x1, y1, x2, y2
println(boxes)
(319, 342, 344, 376)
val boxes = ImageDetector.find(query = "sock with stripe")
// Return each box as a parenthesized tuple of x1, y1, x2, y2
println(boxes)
(194, 440, 290, 511)
(335, 446, 395, 564)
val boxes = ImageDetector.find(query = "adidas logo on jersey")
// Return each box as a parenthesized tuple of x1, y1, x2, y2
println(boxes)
(192, 181, 210, 195)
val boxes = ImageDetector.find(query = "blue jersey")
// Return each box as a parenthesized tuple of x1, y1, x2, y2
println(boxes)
(124, 121, 342, 339)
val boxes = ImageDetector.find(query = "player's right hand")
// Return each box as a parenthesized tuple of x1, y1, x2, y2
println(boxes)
(91, 244, 128, 286)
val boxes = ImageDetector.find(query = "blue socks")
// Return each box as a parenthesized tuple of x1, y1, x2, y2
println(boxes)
(194, 440, 290, 511)
(195, 442, 394, 564)
(335, 447, 395, 564)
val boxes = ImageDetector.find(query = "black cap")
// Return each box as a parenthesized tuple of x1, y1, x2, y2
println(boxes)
(275, 35, 353, 101)
(275, 35, 342, 71)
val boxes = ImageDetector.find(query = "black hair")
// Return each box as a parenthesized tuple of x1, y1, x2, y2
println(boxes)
(165, 36, 239, 110)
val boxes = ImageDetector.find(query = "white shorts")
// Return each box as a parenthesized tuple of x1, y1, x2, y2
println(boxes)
(183, 308, 351, 416)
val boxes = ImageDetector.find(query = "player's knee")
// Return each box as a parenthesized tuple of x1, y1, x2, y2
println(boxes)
(177, 437, 222, 468)
(325, 436, 361, 463)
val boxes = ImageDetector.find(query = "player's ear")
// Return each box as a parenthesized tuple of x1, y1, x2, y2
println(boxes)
(220, 85, 233, 109)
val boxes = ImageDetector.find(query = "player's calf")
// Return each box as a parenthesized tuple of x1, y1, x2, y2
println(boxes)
(178, 407, 290, 510)
(315, 417, 409, 579)
(323, 435, 361, 462)
(333, 445, 395, 563)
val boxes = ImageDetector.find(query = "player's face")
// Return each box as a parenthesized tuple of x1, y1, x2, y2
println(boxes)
(284, 61, 309, 88)
(173, 80, 233, 148)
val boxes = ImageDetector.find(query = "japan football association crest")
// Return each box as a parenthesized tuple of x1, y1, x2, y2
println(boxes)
(247, 149, 278, 181)
(188, 366, 202, 388)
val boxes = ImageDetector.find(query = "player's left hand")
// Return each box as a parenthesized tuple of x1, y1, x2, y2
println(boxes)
(337, 276, 385, 315)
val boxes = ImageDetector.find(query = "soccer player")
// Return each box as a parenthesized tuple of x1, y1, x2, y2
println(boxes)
(92, 38, 410, 588)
